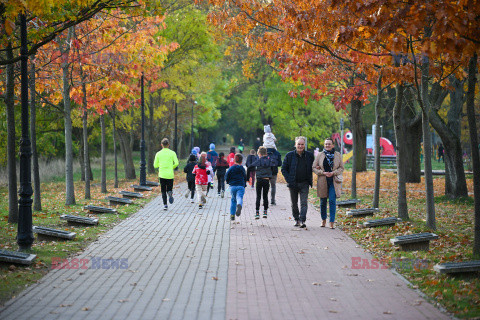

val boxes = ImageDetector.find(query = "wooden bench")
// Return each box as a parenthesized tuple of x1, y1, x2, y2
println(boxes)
(145, 180, 159, 187)
(33, 226, 76, 241)
(0, 249, 37, 265)
(60, 215, 98, 226)
(106, 196, 133, 206)
(347, 208, 379, 217)
(433, 261, 480, 275)
(362, 217, 401, 228)
(390, 232, 438, 251)
(131, 185, 152, 192)
(366, 155, 397, 169)
(84, 205, 118, 214)
(119, 191, 144, 199)
(337, 199, 361, 208)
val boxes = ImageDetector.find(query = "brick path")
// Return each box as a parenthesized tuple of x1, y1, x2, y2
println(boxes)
(0, 182, 450, 320)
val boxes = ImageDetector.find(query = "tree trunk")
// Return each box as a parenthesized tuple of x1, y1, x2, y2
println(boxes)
(428, 79, 468, 198)
(61, 27, 76, 205)
(420, 55, 436, 230)
(351, 99, 366, 172)
(118, 128, 136, 179)
(466, 53, 480, 257)
(80, 66, 91, 200)
(373, 76, 382, 209)
(6, 43, 18, 223)
(393, 84, 409, 220)
(100, 114, 107, 193)
(30, 56, 41, 211)
(147, 94, 155, 174)
(112, 109, 119, 188)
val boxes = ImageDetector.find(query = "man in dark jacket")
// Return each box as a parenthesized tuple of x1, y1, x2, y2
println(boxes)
(267, 147, 282, 205)
(281, 136, 314, 228)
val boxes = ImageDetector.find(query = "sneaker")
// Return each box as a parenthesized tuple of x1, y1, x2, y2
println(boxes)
(199, 204, 203, 209)
(218, 192, 221, 197)
(230, 215, 235, 221)
(221, 191, 224, 198)
(255, 211, 260, 220)
(300, 223, 306, 228)
(263, 210, 267, 218)
(163, 205, 168, 211)
(185, 190, 190, 198)
(271, 201, 276, 205)
(294, 220, 300, 227)
(236, 204, 242, 217)
(191, 199, 195, 203)
(168, 191, 174, 204)
(201, 195, 206, 204)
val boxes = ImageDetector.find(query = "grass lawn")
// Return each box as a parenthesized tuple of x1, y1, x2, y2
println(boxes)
(307, 169, 478, 318)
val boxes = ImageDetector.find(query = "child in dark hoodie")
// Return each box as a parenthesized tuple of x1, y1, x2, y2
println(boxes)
(225, 153, 247, 221)
(215, 152, 229, 198)
(249, 146, 277, 219)
(184, 154, 197, 202)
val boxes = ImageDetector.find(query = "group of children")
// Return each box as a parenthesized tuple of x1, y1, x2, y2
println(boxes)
(183, 125, 279, 221)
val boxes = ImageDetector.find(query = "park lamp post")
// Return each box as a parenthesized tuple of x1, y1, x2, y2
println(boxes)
(340, 118, 344, 155)
(17, 13, 34, 251)
(139, 73, 147, 186)
(174, 101, 178, 154)
(190, 100, 197, 152)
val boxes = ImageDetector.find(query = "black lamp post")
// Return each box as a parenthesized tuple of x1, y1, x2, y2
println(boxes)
(190, 100, 196, 152)
(174, 101, 178, 153)
(139, 73, 146, 186)
(17, 13, 34, 251)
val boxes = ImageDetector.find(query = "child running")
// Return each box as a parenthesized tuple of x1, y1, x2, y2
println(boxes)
(215, 152, 229, 198)
(225, 153, 247, 221)
(192, 152, 212, 208)
(183, 154, 197, 203)
(227, 147, 236, 167)
(248, 146, 277, 219)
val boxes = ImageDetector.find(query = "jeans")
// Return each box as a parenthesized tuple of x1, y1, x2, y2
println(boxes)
(256, 178, 270, 211)
(320, 179, 337, 222)
(217, 174, 225, 193)
(160, 178, 174, 205)
(269, 175, 277, 203)
(229, 186, 245, 216)
(289, 182, 309, 222)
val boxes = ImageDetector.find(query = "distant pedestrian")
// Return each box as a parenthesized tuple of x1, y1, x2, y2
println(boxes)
(313, 138, 344, 229)
(281, 136, 314, 228)
(437, 143, 444, 163)
(227, 147, 236, 167)
(192, 152, 212, 209)
(154, 138, 179, 210)
(207, 143, 219, 169)
(183, 154, 197, 203)
(238, 138, 245, 154)
(254, 137, 261, 151)
(249, 146, 276, 219)
(246, 149, 258, 189)
(226, 153, 247, 221)
(267, 147, 282, 205)
(215, 152, 229, 198)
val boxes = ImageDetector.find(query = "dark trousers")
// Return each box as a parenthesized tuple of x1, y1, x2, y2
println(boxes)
(188, 181, 195, 199)
(217, 174, 225, 193)
(289, 182, 309, 222)
(256, 178, 270, 211)
(160, 178, 174, 205)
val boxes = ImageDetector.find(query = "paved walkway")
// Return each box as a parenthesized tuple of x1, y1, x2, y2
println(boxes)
(0, 183, 450, 320)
